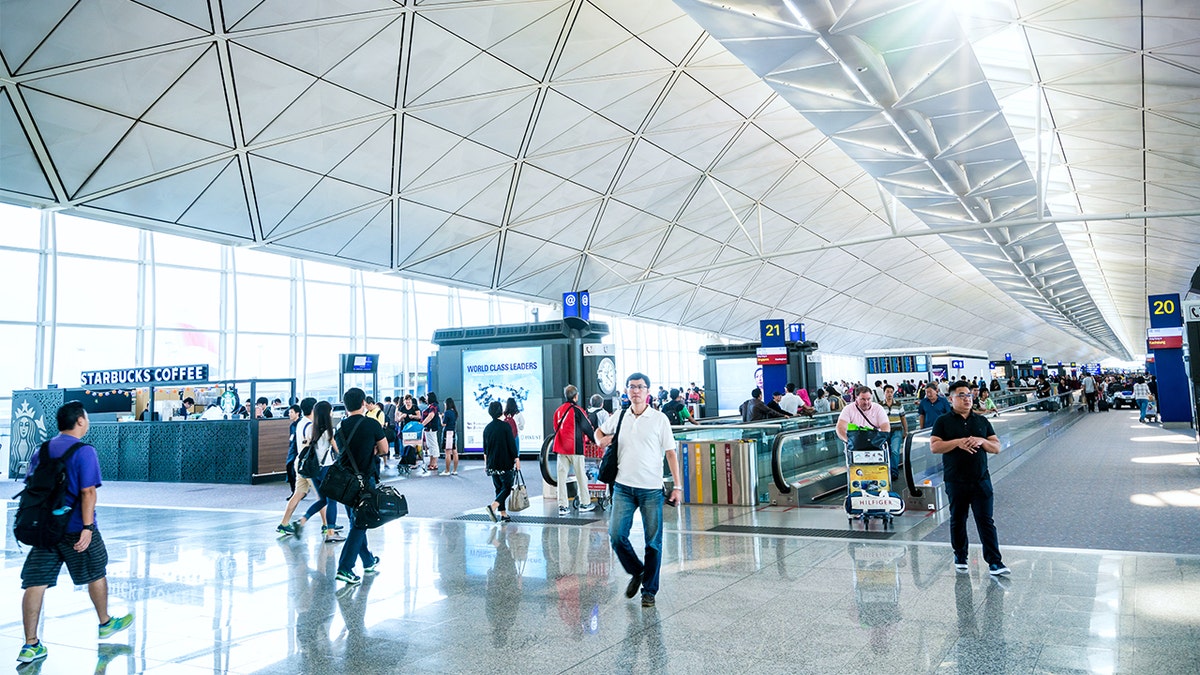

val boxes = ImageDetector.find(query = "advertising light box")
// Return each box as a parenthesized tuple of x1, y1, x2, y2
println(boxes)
(462, 346, 544, 453)
(715, 357, 760, 417)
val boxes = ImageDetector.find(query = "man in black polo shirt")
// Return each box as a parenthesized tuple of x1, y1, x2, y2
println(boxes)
(931, 381, 1011, 577)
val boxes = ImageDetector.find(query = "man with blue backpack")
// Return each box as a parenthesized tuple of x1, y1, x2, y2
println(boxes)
(14, 401, 133, 664)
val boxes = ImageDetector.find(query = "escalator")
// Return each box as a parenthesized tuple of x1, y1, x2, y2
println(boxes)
(536, 391, 1037, 509)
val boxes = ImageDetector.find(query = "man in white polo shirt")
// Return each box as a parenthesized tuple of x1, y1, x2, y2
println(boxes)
(594, 372, 682, 609)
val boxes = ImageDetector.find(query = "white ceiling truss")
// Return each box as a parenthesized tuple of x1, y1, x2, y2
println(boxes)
(2, 0, 1197, 362)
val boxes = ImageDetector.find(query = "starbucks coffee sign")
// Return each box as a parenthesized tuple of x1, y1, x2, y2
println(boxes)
(81, 364, 210, 387)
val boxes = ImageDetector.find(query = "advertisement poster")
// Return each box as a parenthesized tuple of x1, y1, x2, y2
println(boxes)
(462, 346, 543, 453)
(715, 357, 760, 416)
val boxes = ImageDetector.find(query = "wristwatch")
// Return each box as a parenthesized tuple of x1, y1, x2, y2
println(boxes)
(82, 523, 96, 531)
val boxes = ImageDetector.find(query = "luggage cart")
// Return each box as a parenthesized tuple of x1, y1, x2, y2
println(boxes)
(578, 439, 610, 511)
(844, 430, 905, 528)
(398, 421, 426, 475)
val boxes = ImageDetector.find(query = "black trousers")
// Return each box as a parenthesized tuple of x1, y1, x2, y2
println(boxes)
(945, 478, 1002, 565)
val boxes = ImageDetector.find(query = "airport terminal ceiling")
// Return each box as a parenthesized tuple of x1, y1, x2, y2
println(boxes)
(2, 0, 1197, 363)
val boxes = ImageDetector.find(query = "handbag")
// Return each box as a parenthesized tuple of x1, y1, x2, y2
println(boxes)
(598, 407, 627, 484)
(354, 484, 409, 529)
(321, 418, 368, 506)
(507, 470, 531, 512)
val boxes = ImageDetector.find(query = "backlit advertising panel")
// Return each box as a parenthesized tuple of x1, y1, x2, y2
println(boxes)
(462, 346, 543, 453)
(715, 357, 760, 417)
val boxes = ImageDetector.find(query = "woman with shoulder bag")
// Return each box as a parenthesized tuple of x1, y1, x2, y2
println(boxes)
(275, 400, 329, 536)
(296, 401, 344, 543)
(484, 400, 520, 523)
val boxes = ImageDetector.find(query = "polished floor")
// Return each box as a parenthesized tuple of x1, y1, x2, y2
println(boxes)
(2, 502, 1198, 674)
(3, 413, 1200, 674)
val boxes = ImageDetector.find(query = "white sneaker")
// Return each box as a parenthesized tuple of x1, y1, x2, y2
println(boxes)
(558, 506, 570, 516)
(578, 502, 596, 513)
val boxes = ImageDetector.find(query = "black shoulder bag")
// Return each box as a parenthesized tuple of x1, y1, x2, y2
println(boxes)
(597, 407, 627, 485)
(321, 418, 369, 506)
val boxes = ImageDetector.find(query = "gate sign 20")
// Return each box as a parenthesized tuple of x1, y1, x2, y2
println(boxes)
(1148, 293, 1182, 329)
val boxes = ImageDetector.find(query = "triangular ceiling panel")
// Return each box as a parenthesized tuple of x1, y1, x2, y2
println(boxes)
(21, 0, 209, 73)
(399, 116, 513, 193)
(552, 1, 674, 81)
(256, 78, 391, 144)
(21, 45, 209, 120)
(399, 199, 498, 265)
(498, 230, 581, 287)
(426, 0, 570, 80)
(407, 90, 537, 159)
(508, 200, 601, 243)
(230, 0, 398, 31)
(78, 122, 230, 197)
(228, 44, 319, 143)
(141, 46, 235, 147)
(406, 15, 536, 106)
(254, 118, 392, 191)
(21, 89, 136, 196)
(273, 202, 388, 259)
(177, 158, 253, 239)
(551, 72, 672, 132)
(82, 157, 230, 223)
(0, 0, 76, 74)
(136, 0, 213, 32)
(0, 91, 54, 199)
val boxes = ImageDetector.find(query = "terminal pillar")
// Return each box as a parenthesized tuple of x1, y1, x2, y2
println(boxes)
(1147, 294, 1192, 428)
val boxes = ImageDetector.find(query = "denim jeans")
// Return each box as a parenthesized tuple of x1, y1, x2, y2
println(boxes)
(304, 466, 338, 526)
(887, 429, 905, 476)
(1137, 398, 1149, 421)
(337, 506, 374, 574)
(609, 483, 664, 596)
(338, 477, 376, 574)
(945, 478, 1002, 565)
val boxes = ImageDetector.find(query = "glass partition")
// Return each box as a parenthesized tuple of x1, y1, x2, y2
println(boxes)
(905, 392, 1075, 492)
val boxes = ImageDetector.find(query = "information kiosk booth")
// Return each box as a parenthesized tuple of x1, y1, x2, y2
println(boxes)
(430, 320, 613, 456)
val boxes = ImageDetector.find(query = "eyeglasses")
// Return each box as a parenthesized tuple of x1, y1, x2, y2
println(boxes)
(953, 393, 974, 400)
(627, 384, 648, 390)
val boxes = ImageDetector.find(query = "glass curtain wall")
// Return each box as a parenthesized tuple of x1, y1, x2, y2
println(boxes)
(0, 204, 706, 445)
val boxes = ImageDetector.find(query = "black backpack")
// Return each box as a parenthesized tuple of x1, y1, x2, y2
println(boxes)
(663, 401, 684, 425)
(13, 441, 86, 548)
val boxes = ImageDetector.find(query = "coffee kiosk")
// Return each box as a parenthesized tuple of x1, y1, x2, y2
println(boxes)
(9, 364, 295, 484)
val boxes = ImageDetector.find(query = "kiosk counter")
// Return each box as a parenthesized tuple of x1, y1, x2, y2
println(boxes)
(9, 386, 291, 484)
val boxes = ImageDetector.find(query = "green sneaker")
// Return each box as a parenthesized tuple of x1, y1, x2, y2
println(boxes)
(98, 613, 133, 639)
(276, 523, 296, 536)
(17, 641, 47, 663)
(335, 570, 361, 585)
(363, 556, 380, 574)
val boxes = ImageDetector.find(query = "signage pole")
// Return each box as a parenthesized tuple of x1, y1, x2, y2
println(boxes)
(1146, 293, 1191, 427)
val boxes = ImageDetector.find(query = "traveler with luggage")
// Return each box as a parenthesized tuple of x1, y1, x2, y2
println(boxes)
(551, 384, 598, 515)
(484, 400, 521, 523)
(15, 402, 133, 664)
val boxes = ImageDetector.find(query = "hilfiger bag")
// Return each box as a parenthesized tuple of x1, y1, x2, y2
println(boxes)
(597, 408, 628, 485)
(507, 470, 530, 512)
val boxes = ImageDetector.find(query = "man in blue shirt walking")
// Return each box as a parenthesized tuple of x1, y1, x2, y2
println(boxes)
(18, 402, 133, 664)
